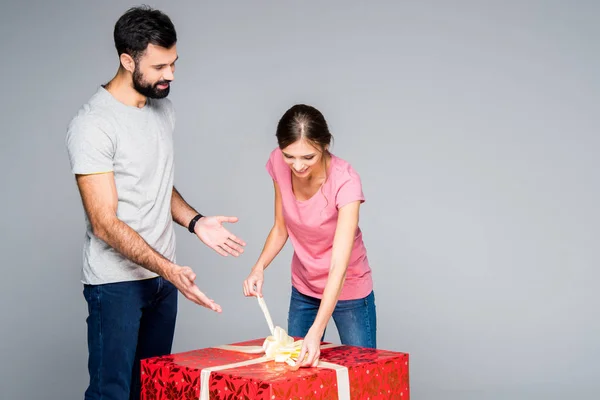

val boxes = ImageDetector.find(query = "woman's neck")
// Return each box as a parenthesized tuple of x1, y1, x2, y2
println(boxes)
(294, 152, 331, 186)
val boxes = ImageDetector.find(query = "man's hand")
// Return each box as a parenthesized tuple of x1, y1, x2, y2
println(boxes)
(243, 266, 265, 297)
(194, 216, 246, 256)
(165, 265, 222, 312)
(297, 327, 323, 368)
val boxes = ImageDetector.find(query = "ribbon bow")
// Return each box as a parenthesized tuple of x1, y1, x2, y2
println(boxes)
(216, 296, 305, 367)
(257, 295, 306, 366)
(204, 296, 351, 400)
(262, 325, 303, 366)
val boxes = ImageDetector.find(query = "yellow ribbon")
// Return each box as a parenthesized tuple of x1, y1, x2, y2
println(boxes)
(262, 325, 304, 365)
(216, 296, 304, 366)
(200, 296, 351, 400)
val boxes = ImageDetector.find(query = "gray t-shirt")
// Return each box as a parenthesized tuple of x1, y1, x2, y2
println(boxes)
(66, 86, 177, 285)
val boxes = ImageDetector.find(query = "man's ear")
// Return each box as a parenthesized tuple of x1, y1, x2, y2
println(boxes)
(120, 53, 135, 74)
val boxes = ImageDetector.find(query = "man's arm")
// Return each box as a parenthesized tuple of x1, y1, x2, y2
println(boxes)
(78, 172, 174, 276)
(171, 186, 200, 229)
(75, 173, 221, 311)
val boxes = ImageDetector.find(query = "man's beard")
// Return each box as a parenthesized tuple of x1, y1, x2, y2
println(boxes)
(132, 67, 171, 99)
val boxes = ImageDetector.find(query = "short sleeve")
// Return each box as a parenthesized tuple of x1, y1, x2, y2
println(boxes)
(66, 116, 115, 175)
(335, 167, 365, 209)
(162, 98, 176, 131)
(265, 148, 278, 182)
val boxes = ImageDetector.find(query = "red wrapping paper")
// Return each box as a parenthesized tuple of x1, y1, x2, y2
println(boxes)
(141, 338, 409, 400)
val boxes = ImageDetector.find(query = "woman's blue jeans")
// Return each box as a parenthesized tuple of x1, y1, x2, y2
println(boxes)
(287, 286, 377, 348)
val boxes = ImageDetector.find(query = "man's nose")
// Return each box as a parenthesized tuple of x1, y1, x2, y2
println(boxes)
(163, 67, 174, 81)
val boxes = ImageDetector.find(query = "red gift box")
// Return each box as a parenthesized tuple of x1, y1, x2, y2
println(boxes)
(140, 338, 409, 400)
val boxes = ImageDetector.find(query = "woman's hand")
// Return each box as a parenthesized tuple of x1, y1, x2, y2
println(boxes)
(297, 326, 323, 367)
(243, 266, 265, 297)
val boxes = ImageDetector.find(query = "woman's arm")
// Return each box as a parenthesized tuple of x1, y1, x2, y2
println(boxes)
(298, 200, 361, 366)
(255, 180, 289, 271)
(243, 180, 288, 297)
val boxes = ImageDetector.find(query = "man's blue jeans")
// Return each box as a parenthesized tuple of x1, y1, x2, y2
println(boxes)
(83, 276, 177, 400)
(287, 286, 377, 348)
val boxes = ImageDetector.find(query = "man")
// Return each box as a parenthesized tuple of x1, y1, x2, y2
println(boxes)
(66, 6, 246, 400)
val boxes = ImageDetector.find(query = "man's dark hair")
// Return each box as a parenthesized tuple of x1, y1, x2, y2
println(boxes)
(113, 5, 177, 61)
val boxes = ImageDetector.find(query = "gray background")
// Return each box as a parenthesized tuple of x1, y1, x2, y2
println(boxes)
(0, 0, 598, 399)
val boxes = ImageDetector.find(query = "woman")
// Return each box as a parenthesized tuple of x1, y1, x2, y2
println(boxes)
(243, 104, 376, 367)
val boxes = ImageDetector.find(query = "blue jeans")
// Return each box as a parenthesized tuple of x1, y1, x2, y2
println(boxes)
(287, 286, 377, 348)
(83, 277, 178, 400)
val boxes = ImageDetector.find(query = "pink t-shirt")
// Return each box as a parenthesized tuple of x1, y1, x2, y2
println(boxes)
(266, 147, 373, 300)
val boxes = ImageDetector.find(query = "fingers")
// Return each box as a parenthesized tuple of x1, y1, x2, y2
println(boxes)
(187, 285, 222, 313)
(215, 239, 243, 257)
(242, 276, 252, 296)
(198, 219, 246, 257)
(297, 346, 307, 368)
(228, 234, 246, 247)
(181, 267, 196, 282)
(255, 279, 263, 297)
(302, 347, 320, 367)
(221, 240, 242, 257)
(247, 282, 257, 297)
(225, 237, 245, 253)
(217, 222, 246, 248)
(217, 215, 239, 224)
(242, 279, 253, 297)
(176, 267, 222, 312)
(242, 276, 262, 297)
(302, 348, 315, 367)
(312, 354, 320, 367)
(297, 340, 320, 368)
(212, 244, 229, 257)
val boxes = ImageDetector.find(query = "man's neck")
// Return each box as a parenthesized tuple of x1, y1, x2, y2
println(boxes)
(104, 68, 147, 108)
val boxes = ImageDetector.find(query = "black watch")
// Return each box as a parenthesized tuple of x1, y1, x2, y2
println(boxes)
(188, 213, 204, 233)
